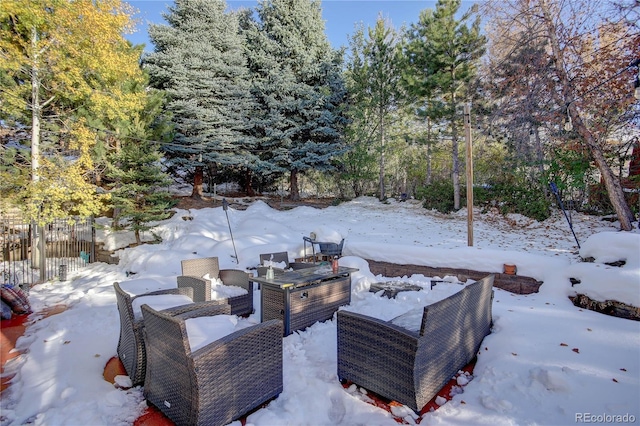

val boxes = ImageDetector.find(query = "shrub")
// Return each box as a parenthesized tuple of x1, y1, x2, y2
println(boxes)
(416, 181, 457, 213)
(490, 181, 551, 221)
(416, 179, 551, 221)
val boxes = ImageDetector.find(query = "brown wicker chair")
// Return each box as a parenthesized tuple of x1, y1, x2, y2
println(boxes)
(141, 304, 283, 426)
(337, 274, 494, 412)
(114, 282, 227, 386)
(256, 251, 315, 276)
(179, 257, 253, 316)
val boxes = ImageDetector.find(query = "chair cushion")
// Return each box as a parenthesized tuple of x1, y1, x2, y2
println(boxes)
(1, 299, 13, 319)
(1, 284, 32, 315)
(132, 294, 193, 320)
(185, 315, 253, 352)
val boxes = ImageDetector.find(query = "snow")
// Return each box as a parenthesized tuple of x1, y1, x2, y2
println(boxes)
(2, 196, 639, 425)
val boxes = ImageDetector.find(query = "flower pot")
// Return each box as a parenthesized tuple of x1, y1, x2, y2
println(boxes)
(503, 263, 517, 275)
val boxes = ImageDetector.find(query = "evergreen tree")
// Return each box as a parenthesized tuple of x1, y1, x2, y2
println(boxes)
(144, 0, 257, 198)
(404, 0, 485, 209)
(106, 139, 176, 245)
(243, 0, 347, 200)
(344, 17, 404, 201)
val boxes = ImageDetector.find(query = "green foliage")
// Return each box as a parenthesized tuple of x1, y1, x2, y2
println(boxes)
(487, 181, 551, 222)
(145, 0, 258, 174)
(0, 143, 30, 204)
(416, 180, 457, 213)
(106, 140, 176, 243)
(403, 0, 486, 105)
(545, 145, 593, 197)
(343, 18, 404, 200)
(244, 0, 348, 198)
(417, 179, 551, 221)
(335, 140, 378, 197)
(402, 0, 486, 209)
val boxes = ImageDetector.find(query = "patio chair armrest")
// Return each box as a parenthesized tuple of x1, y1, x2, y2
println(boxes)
(134, 286, 194, 300)
(219, 269, 252, 292)
(174, 302, 232, 320)
(177, 275, 210, 302)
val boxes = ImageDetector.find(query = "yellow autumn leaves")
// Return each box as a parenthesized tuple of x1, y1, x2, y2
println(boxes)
(1, 0, 147, 223)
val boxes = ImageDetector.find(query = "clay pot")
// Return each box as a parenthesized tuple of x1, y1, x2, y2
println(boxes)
(503, 263, 517, 275)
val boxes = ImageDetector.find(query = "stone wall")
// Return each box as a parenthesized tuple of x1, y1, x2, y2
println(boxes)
(570, 294, 640, 321)
(365, 259, 542, 295)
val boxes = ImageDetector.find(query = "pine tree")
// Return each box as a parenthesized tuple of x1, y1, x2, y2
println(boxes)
(106, 139, 176, 245)
(243, 0, 347, 200)
(344, 17, 404, 201)
(403, 0, 485, 210)
(144, 0, 257, 199)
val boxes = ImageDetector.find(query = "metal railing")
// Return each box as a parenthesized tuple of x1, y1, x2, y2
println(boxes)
(1, 214, 95, 289)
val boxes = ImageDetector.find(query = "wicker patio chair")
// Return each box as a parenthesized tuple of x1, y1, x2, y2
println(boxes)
(256, 251, 315, 276)
(179, 257, 253, 316)
(141, 304, 283, 426)
(114, 282, 228, 386)
(337, 274, 494, 412)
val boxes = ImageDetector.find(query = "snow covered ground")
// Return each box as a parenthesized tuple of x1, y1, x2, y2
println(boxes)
(2, 196, 639, 425)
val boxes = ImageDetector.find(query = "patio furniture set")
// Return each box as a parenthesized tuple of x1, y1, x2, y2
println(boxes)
(338, 274, 495, 412)
(113, 239, 495, 426)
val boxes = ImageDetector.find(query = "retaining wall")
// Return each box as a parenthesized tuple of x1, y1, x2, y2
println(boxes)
(365, 259, 542, 295)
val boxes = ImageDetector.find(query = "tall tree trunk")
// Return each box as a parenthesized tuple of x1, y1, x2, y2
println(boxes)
(30, 26, 44, 278)
(426, 142, 432, 186)
(426, 116, 432, 185)
(243, 169, 255, 196)
(450, 78, 460, 210)
(31, 26, 40, 184)
(191, 166, 204, 199)
(378, 110, 386, 201)
(541, 1, 634, 231)
(532, 128, 545, 177)
(573, 108, 634, 229)
(290, 169, 300, 201)
(451, 105, 460, 209)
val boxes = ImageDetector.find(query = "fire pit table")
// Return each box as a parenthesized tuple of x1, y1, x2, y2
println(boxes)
(251, 266, 358, 335)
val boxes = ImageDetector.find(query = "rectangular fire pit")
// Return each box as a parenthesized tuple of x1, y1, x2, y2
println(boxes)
(251, 266, 358, 335)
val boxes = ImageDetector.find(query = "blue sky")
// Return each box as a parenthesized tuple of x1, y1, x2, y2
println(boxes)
(124, 0, 478, 51)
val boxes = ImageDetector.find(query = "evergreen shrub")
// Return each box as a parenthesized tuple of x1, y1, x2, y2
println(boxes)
(489, 181, 551, 222)
(416, 180, 456, 213)
(416, 180, 551, 221)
